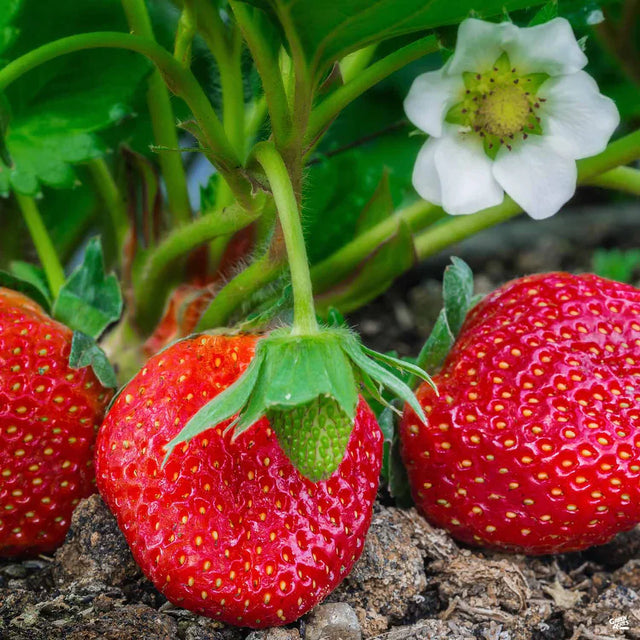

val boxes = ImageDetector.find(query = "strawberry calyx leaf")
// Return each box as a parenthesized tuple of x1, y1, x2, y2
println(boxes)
(410, 257, 481, 384)
(165, 327, 433, 480)
(69, 331, 118, 388)
(52, 236, 123, 340)
(0, 265, 52, 311)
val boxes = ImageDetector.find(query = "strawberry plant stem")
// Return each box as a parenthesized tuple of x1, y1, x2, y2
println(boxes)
(230, 1, 291, 145)
(305, 35, 439, 149)
(87, 158, 128, 256)
(0, 32, 254, 211)
(586, 166, 640, 195)
(121, 0, 192, 226)
(195, 253, 285, 331)
(174, 0, 197, 67)
(14, 193, 65, 298)
(253, 142, 319, 335)
(135, 203, 262, 331)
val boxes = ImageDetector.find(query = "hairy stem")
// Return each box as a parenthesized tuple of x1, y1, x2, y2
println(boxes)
(254, 142, 318, 335)
(135, 202, 263, 330)
(15, 193, 66, 297)
(121, 0, 192, 224)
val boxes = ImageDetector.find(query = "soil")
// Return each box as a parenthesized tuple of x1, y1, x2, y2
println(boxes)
(3, 202, 640, 640)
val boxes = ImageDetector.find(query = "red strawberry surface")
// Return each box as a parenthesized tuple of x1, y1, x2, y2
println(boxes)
(401, 272, 640, 555)
(0, 288, 112, 556)
(95, 334, 382, 628)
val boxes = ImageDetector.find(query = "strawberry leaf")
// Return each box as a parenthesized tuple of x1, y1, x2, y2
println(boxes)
(53, 237, 123, 339)
(443, 256, 474, 337)
(0, 1, 151, 195)
(69, 331, 118, 389)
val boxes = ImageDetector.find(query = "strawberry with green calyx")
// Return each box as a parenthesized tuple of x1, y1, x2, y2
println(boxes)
(0, 237, 122, 556)
(95, 333, 383, 627)
(401, 269, 640, 555)
(166, 142, 434, 482)
(166, 327, 433, 481)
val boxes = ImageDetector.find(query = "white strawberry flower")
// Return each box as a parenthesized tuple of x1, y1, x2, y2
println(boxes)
(404, 18, 620, 219)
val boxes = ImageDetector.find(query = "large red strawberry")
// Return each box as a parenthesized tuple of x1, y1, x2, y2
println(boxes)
(0, 288, 112, 556)
(95, 334, 382, 628)
(401, 272, 640, 555)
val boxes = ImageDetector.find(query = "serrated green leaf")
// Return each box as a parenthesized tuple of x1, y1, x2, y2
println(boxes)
(442, 256, 474, 338)
(69, 331, 117, 389)
(52, 237, 122, 339)
(166, 349, 266, 462)
(0, 0, 151, 195)
(0, 268, 51, 311)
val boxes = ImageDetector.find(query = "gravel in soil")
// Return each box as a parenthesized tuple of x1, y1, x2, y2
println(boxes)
(3, 204, 640, 640)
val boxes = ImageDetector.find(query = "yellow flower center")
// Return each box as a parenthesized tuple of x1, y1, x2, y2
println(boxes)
(475, 84, 532, 138)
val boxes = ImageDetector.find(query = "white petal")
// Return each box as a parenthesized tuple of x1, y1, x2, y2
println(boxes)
(411, 138, 443, 205)
(448, 19, 518, 75)
(504, 18, 587, 76)
(539, 71, 620, 159)
(404, 67, 464, 137)
(492, 137, 577, 220)
(433, 131, 504, 215)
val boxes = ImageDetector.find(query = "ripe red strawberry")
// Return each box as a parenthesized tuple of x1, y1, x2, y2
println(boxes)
(0, 288, 112, 556)
(400, 272, 640, 555)
(95, 334, 382, 628)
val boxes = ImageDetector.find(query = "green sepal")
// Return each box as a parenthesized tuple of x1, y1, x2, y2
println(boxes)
(0, 267, 52, 311)
(360, 345, 436, 392)
(163, 349, 267, 464)
(69, 331, 118, 389)
(341, 335, 427, 425)
(443, 256, 474, 337)
(52, 237, 123, 340)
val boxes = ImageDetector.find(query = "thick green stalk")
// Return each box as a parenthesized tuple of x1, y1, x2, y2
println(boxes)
(121, 0, 192, 225)
(305, 35, 439, 148)
(254, 142, 318, 335)
(585, 166, 640, 195)
(0, 32, 253, 208)
(87, 158, 128, 254)
(195, 253, 284, 331)
(230, 0, 291, 145)
(14, 193, 66, 297)
(174, 0, 197, 66)
(135, 203, 262, 329)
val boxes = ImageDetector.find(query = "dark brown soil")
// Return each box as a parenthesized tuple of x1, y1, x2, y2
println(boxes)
(3, 202, 640, 640)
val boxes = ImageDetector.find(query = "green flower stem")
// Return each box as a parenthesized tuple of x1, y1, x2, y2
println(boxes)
(193, 0, 246, 157)
(87, 158, 128, 254)
(253, 142, 318, 335)
(305, 35, 439, 148)
(135, 202, 263, 330)
(230, 0, 291, 145)
(586, 166, 640, 195)
(14, 193, 65, 298)
(311, 200, 444, 293)
(0, 31, 253, 209)
(195, 252, 284, 331)
(174, 0, 197, 66)
(121, 0, 192, 225)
